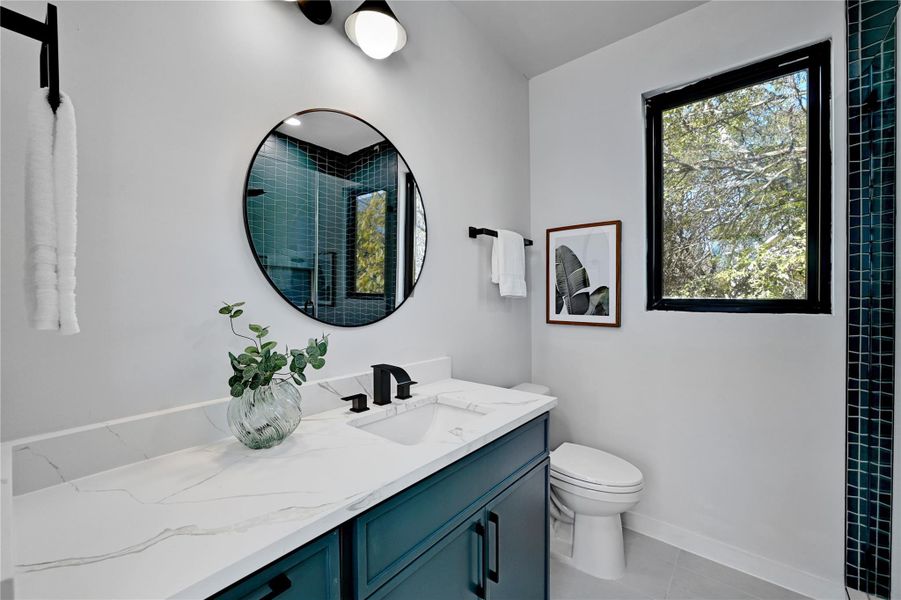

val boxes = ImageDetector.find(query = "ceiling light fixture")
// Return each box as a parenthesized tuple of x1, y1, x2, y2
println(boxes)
(283, 117, 301, 126)
(344, 0, 407, 60)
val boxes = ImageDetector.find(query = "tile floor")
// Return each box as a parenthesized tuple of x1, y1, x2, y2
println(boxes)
(550, 530, 809, 600)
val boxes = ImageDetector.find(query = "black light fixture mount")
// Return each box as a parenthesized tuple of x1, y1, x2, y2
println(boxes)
(296, 0, 331, 25)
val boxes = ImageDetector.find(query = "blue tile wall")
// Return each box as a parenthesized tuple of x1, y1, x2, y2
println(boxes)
(847, 1, 898, 597)
(247, 134, 398, 327)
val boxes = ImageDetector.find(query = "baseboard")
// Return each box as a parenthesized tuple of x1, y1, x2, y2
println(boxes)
(623, 511, 845, 600)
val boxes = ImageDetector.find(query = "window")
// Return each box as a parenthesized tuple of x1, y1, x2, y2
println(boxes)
(646, 42, 831, 313)
(349, 190, 387, 296)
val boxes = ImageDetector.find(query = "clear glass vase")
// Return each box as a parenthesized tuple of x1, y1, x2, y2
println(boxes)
(227, 380, 303, 449)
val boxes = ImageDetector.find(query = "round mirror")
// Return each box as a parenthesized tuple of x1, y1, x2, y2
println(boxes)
(244, 109, 427, 327)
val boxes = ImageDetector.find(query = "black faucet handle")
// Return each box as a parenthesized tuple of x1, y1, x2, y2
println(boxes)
(395, 381, 418, 400)
(342, 393, 369, 413)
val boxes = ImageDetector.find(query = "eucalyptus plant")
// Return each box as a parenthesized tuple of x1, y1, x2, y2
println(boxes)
(219, 301, 328, 398)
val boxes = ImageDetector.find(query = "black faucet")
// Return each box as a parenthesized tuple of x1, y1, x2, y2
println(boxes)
(371, 364, 417, 406)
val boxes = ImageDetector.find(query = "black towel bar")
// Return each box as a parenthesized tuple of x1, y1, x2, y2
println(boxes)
(469, 227, 533, 247)
(1, 4, 60, 113)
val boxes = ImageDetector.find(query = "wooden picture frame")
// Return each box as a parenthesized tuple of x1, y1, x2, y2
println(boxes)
(546, 221, 621, 327)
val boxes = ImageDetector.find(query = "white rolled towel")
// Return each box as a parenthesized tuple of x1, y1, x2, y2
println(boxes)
(25, 88, 79, 334)
(26, 88, 59, 330)
(54, 92, 79, 335)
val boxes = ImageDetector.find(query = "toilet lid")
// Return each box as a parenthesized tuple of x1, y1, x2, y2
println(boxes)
(550, 442, 643, 488)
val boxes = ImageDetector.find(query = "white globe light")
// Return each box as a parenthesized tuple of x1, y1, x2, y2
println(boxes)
(345, 3, 407, 60)
(353, 11, 398, 59)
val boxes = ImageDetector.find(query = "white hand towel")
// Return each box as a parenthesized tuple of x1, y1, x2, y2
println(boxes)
(490, 229, 527, 298)
(54, 92, 79, 335)
(25, 88, 79, 334)
(26, 89, 59, 330)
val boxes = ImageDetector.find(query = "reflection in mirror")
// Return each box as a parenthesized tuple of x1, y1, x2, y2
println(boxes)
(244, 110, 426, 327)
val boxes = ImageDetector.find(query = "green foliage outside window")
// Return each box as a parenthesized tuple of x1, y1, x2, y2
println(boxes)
(662, 71, 809, 300)
(355, 190, 386, 294)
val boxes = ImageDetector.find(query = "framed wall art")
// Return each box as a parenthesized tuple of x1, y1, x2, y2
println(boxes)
(547, 221, 621, 327)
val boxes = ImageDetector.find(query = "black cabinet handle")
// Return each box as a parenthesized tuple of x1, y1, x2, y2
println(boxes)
(488, 511, 501, 584)
(258, 573, 291, 600)
(475, 522, 487, 599)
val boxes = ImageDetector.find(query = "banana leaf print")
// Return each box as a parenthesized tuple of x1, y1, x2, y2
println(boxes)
(589, 286, 609, 316)
(555, 245, 609, 316)
(554, 245, 590, 314)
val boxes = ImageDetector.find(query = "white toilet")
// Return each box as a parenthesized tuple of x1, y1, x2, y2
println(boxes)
(550, 442, 643, 579)
(511, 384, 644, 581)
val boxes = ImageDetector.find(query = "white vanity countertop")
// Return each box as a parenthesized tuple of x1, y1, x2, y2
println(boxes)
(12, 379, 556, 600)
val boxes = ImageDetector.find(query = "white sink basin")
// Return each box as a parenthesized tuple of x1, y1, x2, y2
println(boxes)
(350, 398, 490, 445)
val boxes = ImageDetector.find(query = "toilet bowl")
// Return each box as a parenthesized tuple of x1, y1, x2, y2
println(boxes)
(550, 442, 643, 580)
(509, 384, 643, 580)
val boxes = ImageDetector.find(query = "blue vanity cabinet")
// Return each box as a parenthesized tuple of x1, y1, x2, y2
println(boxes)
(351, 414, 549, 598)
(366, 512, 487, 600)
(484, 459, 550, 600)
(210, 530, 340, 600)
(366, 459, 550, 600)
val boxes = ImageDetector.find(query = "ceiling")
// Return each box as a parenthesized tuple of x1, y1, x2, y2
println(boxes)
(453, 1, 706, 79)
(276, 111, 384, 155)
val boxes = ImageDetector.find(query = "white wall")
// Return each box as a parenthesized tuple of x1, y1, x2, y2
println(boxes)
(0, 1, 532, 440)
(530, 0, 846, 593)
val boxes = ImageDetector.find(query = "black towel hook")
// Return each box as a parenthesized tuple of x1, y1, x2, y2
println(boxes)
(1, 3, 60, 113)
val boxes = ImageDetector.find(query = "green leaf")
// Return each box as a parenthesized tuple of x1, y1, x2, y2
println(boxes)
(219, 306, 232, 315)
(228, 374, 241, 386)
(230, 383, 244, 397)
(230, 309, 243, 318)
(245, 345, 259, 355)
(231, 302, 245, 307)
(257, 327, 269, 339)
(248, 324, 263, 334)
(229, 352, 240, 369)
(292, 374, 304, 385)
(237, 353, 254, 365)
(260, 341, 277, 352)
(310, 356, 325, 369)
(317, 339, 328, 356)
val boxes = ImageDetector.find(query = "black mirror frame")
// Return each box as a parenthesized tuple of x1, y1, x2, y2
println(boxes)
(242, 108, 428, 327)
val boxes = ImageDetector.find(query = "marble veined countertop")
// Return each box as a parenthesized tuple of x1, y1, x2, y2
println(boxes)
(12, 379, 556, 600)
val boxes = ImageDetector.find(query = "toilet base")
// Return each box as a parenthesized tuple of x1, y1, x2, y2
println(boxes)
(570, 512, 626, 580)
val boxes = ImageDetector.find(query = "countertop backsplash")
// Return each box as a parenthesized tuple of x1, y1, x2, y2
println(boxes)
(6, 357, 452, 497)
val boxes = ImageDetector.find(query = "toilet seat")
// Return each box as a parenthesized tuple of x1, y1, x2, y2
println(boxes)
(551, 442, 643, 491)
(550, 473, 644, 505)
(550, 469, 643, 494)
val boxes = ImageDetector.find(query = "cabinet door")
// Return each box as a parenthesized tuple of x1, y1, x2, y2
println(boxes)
(212, 530, 340, 600)
(370, 512, 486, 600)
(485, 460, 549, 600)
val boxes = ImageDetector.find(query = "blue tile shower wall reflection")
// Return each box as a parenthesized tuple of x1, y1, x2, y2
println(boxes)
(247, 133, 398, 326)
(847, 1, 898, 597)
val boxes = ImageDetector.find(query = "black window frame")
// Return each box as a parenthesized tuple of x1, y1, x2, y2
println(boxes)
(645, 41, 832, 314)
